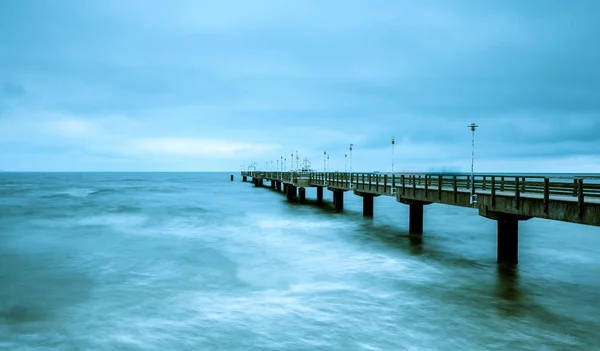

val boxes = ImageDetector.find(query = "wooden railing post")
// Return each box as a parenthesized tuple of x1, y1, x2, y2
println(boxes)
(573, 179, 578, 196)
(384, 174, 388, 194)
(491, 176, 496, 207)
(482, 176, 487, 191)
(453, 175, 458, 203)
(578, 179, 584, 219)
(376, 174, 380, 192)
(501, 176, 505, 191)
(515, 177, 520, 209)
(402, 175, 406, 195)
(438, 175, 442, 200)
(521, 177, 526, 193)
(412, 175, 416, 197)
(544, 177, 549, 214)
(424, 175, 429, 198)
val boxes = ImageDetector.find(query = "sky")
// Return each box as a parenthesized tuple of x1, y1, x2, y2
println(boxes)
(1, 0, 599, 172)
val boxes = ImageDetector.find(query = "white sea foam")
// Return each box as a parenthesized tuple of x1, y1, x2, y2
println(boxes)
(61, 187, 97, 198)
(78, 214, 147, 228)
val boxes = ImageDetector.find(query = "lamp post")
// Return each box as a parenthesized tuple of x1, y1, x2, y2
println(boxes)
(296, 150, 299, 172)
(327, 153, 330, 172)
(345, 154, 347, 172)
(323, 151, 326, 172)
(391, 136, 395, 174)
(469, 123, 478, 205)
(349, 143, 354, 173)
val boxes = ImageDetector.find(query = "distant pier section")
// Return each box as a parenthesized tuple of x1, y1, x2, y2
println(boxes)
(241, 171, 600, 264)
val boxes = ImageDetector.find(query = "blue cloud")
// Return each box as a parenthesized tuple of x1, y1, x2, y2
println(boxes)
(1, 0, 599, 172)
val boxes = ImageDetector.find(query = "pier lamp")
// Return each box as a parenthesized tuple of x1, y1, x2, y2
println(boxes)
(469, 123, 479, 205)
(296, 150, 299, 172)
(345, 154, 347, 172)
(327, 153, 330, 172)
(391, 137, 395, 174)
(349, 143, 354, 173)
(284, 158, 287, 171)
(291, 153, 294, 172)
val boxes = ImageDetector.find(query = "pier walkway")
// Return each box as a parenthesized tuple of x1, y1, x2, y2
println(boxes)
(240, 171, 600, 264)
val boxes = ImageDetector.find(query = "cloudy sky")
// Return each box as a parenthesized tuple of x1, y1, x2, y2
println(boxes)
(1, 1, 599, 172)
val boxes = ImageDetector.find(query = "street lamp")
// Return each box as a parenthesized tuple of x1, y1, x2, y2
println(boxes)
(296, 150, 299, 172)
(345, 154, 347, 172)
(323, 151, 326, 172)
(349, 143, 354, 173)
(469, 123, 479, 204)
(327, 153, 330, 172)
(391, 136, 395, 174)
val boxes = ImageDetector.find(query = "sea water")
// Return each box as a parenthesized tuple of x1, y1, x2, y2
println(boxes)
(1, 172, 599, 350)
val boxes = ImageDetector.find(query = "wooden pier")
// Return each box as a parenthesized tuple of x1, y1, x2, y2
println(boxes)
(241, 171, 600, 264)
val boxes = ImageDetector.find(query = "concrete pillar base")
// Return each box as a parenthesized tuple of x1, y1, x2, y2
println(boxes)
(497, 218, 519, 264)
(299, 187, 306, 203)
(409, 203, 424, 234)
(363, 194, 374, 217)
(334, 191, 344, 211)
(316, 186, 323, 204)
(287, 185, 297, 201)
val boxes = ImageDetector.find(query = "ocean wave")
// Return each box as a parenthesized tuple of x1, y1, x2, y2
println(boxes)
(78, 214, 148, 228)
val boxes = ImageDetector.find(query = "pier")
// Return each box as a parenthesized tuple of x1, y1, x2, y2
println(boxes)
(241, 171, 600, 264)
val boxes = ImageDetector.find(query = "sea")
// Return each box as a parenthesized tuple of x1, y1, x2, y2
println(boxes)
(1, 172, 599, 350)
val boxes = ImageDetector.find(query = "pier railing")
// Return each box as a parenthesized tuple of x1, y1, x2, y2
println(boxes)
(243, 171, 600, 201)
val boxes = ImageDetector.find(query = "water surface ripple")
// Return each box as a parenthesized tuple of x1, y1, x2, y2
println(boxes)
(1, 172, 599, 350)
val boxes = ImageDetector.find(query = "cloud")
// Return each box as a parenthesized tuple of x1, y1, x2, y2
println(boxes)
(129, 138, 279, 158)
(1, 82, 26, 98)
(46, 118, 99, 137)
(0, 0, 599, 171)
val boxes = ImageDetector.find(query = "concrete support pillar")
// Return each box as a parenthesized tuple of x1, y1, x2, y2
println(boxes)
(270, 180, 275, 189)
(334, 191, 344, 211)
(277, 181, 282, 192)
(497, 218, 519, 264)
(409, 203, 424, 234)
(363, 195, 374, 217)
(287, 185, 297, 201)
(242, 176, 247, 182)
(316, 186, 323, 204)
(299, 187, 306, 203)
